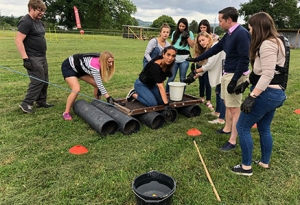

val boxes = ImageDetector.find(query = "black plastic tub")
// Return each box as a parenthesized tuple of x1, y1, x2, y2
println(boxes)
(132, 170, 176, 205)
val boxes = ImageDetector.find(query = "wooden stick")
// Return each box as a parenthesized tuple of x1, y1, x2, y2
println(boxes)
(193, 140, 221, 202)
(113, 102, 132, 114)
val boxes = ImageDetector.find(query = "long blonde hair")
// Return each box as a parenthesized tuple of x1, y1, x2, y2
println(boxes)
(194, 31, 213, 65)
(99, 51, 115, 82)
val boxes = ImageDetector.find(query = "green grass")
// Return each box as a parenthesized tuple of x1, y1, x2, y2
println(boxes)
(1, 30, 300, 205)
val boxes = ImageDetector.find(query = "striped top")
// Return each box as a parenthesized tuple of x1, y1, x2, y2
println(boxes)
(68, 56, 108, 95)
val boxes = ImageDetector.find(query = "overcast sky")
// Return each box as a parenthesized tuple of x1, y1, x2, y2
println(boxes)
(0, 0, 250, 24)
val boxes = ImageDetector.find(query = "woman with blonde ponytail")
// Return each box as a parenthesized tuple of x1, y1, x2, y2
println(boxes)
(61, 51, 115, 120)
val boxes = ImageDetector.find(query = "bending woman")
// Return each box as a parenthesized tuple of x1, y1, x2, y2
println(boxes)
(61, 51, 115, 120)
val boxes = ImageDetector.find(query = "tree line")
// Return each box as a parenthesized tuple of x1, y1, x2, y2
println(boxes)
(1, 0, 300, 31)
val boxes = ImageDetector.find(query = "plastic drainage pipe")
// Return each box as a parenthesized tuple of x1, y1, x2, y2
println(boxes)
(135, 112, 165, 129)
(159, 108, 178, 122)
(91, 100, 141, 135)
(177, 105, 201, 118)
(73, 100, 119, 136)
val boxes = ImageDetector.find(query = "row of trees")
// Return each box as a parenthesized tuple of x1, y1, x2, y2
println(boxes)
(44, 0, 138, 29)
(1, 0, 300, 31)
(0, 15, 21, 29)
(150, 15, 224, 35)
(239, 0, 300, 28)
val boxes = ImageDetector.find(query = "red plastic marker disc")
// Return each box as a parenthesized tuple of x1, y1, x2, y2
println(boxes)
(69, 145, 88, 155)
(187, 128, 202, 136)
(294, 109, 300, 114)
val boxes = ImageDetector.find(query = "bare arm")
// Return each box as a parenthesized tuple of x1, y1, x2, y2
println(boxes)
(15, 31, 28, 59)
(187, 36, 194, 48)
(157, 82, 169, 104)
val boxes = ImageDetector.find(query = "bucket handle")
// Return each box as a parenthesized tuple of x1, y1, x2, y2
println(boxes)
(148, 170, 160, 178)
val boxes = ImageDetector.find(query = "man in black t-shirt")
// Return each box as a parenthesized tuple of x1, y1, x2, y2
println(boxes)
(15, 0, 53, 113)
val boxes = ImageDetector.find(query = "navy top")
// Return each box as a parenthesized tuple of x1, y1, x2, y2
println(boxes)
(194, 25, 250, 81)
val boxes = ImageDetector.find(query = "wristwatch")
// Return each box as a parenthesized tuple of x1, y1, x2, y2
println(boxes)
(250, 92, 257, 98)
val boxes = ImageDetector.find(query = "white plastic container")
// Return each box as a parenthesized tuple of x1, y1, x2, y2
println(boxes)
(168, 82, 186, 101)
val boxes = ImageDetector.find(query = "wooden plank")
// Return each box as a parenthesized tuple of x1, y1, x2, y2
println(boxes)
(114, 94, 201, 116)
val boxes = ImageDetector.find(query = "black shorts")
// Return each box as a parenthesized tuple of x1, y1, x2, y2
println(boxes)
(61, 59, 86, 79)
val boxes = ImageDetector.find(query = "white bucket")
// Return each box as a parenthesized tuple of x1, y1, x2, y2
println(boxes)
(168, 82, 186, 101)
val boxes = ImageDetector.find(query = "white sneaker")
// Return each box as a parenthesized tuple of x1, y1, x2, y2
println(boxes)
(126, 89, 136, 102)
(208, 119, 225, 124)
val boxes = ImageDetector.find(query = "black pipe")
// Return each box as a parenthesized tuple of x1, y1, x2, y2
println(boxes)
(177, 105, 201, 118)
(73, 100, 119, 136)
(91, 100, 141, 135)
(135, 112, 165, 129)
(159, 108, 178, 122)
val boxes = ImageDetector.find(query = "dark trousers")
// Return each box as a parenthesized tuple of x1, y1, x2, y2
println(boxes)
(215, 84, 226, 119)
(23, 56, 49, 105)
(198, 72, 211, 100)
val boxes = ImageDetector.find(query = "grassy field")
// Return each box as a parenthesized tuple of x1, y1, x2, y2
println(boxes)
(0, 30, 300, 205)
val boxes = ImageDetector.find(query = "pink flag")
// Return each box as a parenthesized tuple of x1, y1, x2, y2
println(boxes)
(73, 6, 81, 29)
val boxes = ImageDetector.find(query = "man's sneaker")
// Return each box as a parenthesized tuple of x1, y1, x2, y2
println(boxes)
(36, 103, 54, 108)
(19, 102, 34, 113)
(126, 89, 136, 102)
(220, 142, 236, 151)
(230, 164, 253, 176)
(63, 112, 72, 120)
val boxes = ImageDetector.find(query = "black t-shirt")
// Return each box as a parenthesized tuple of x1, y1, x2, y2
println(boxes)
(17, 14, 47, 57)
(139, 60, 172, 87)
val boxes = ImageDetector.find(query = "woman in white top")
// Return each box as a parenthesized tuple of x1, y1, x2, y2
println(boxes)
(183, 32, 225, 118)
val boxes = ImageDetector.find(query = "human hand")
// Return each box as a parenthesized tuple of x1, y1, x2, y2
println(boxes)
(183, 63, 198, 84)
(97, 89, 102, 96)
(227, 80, 237, 94)
(181, 31, 190, 38)
(164, 105, 173, 118)
(23, 58, 34, 71)
(234, 81, 249, 94)
(106, 96, 115, 104)
(241, 95, 256, 113)
(183, 76, 195, 85)
(186, 57, 196, 62)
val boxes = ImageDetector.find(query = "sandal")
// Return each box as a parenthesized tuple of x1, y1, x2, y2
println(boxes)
(253, 160, 270, 169)
(206, 102, 214, 111)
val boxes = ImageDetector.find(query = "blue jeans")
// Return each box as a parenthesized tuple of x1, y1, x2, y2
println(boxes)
(134, 79, 163, 107)
(166, 60, 189, 93)
(236, 87, 286, 166)
(215, 84, 226, 119)
(198, 72, 211, 100)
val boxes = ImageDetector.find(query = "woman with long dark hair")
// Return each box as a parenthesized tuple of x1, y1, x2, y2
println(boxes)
(126, 46, 176, 115)
(231, 12, 287, 176)
(165, 18, 194, 93)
